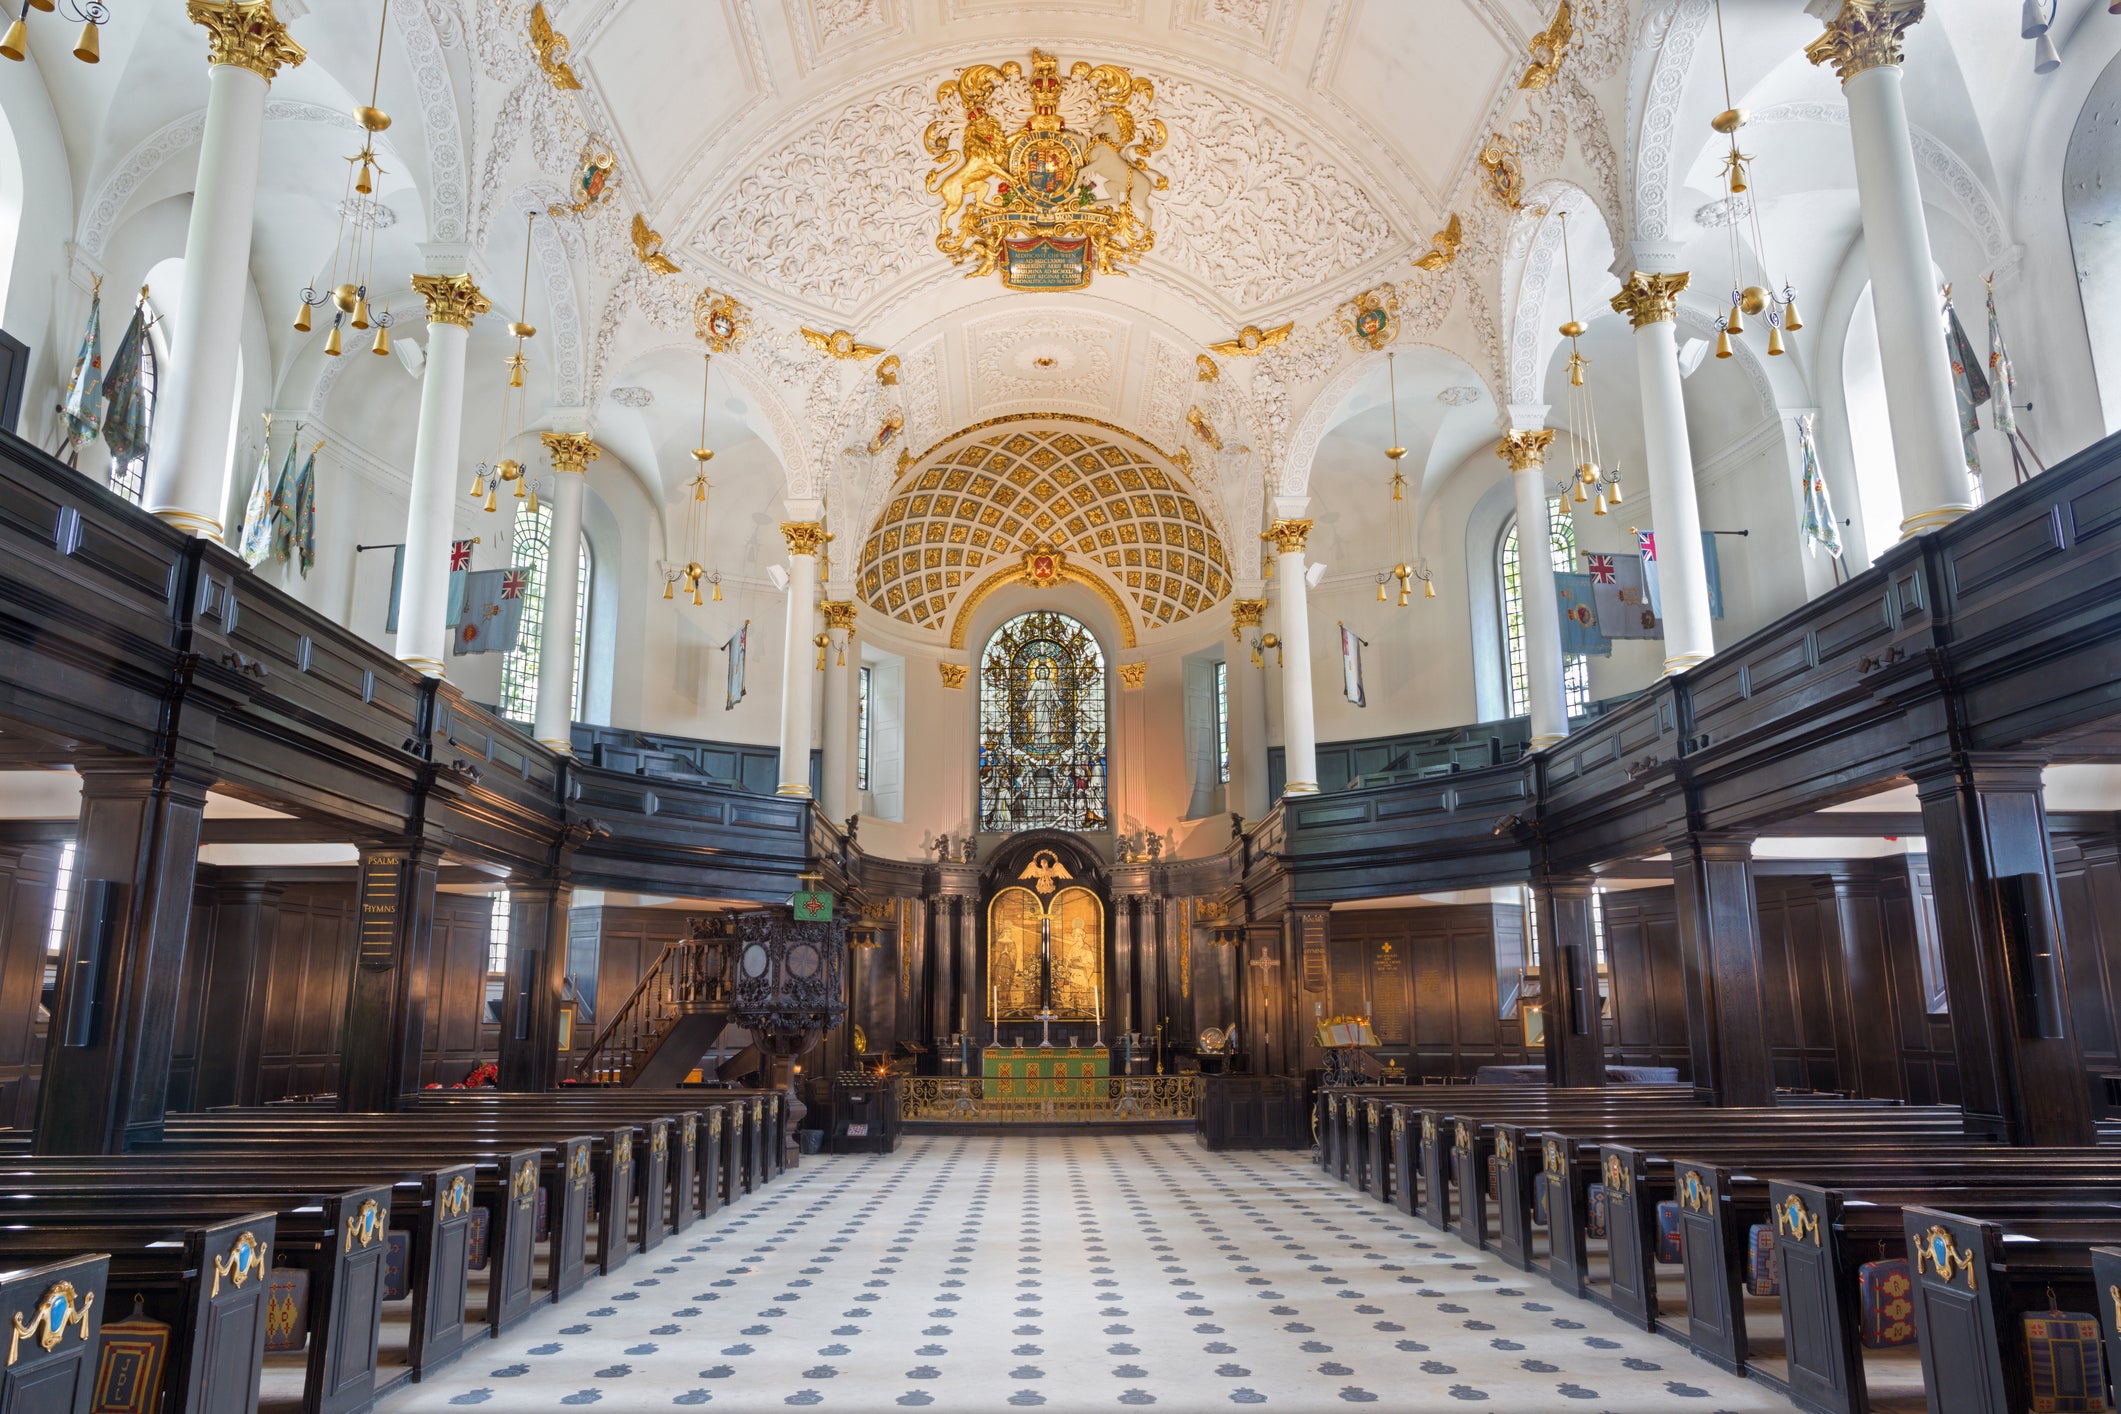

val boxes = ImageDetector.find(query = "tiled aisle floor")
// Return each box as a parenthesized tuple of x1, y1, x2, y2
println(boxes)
(378, 1134, 1789, 1412)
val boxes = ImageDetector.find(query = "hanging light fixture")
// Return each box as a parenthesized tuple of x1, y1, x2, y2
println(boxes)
(469, 212, 539, 514)
(1555, 210, 1623, 518)
(1708, 0, 1799, 360)
(0, 0, 109, 65)
(661, 350, 722, 605)
(293, 0, 396, 355)
(2023, 0, 2061, 73)
(1372, 352, 1434, 606)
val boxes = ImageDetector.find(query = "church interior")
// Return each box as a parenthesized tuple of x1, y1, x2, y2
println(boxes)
(0, 0, 2119, 1409)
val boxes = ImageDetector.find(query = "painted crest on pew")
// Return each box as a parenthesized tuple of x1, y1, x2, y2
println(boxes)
(8, 1281, 91, 1366)
(346, 1199, 385, 1252)
(212, 1232, 267, 1297)
(443, 1174, 473, 1219)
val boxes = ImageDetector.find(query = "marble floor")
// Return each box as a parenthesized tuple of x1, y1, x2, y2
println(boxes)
(376, 1134, 1790, 1412)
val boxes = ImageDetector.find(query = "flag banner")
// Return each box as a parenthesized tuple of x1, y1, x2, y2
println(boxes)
(238, 439, 276, 568)
(1637, 529, 1662, 619)
(1586, 551, 1660, 639)
(292, 446, 318, 577)
(453, 566, 529, 656)
(446, 539, 474, 628)
(1797, 412, 1844, 560)
(1339, 622, 1367, 706)
(1944, 291, 1990, 480)
(1555, 572, 1613, 657)
(384, 545, 407, 634)
(1985, 280, 2018, 439)
(267, 441, 298, 564)
(1701, 532, 1725, 621)
(723, 619, 749, 709)
(100, 300, 151, 469)
(791, 889, 834, 921)
(58, 289, 102, 453)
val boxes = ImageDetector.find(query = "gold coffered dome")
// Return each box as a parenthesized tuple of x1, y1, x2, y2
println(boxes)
(857, 418, 1229, 637)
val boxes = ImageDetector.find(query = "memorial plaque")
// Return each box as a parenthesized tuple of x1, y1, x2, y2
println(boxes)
(1371, 939, 1410, 1043)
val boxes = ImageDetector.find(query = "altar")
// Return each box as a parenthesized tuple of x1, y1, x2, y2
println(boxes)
(984, 1045, 1108, 1101)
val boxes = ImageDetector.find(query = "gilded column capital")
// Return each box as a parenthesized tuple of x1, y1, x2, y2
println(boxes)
(939, 662, 969, 690)
(1610, 271, 1690, 328)
(1805, 0, 1924, 84)
(821, 600, 859, 633)
(541, 431, 601, 475)
(1496, 428, 1556, 472)
(187, 0, 306, 81)
(1118, 663, 1148, 691)
(410, 273, 491, 329)
(1230, 597, 1267, 638)
(781, 521, 832, 557)
(1261, 519, 1313, 555)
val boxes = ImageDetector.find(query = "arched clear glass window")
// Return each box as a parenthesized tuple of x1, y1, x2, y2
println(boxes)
(1499, 505, 1590, 719)
(498, 503, 590, 725)
(978, 609, 1108, 832)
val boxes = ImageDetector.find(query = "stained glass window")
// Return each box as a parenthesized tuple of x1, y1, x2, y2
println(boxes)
(978, 610, 1108, 832)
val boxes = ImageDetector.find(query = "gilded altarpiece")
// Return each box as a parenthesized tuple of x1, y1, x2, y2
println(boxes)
(987, 883, 1104, 1021)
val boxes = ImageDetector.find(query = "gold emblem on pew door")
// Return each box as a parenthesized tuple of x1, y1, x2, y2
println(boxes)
(1455, 1122, 1473, 1157)
(1495, 1133, 1514, 1166)
(212, 1232, 268, 1297)
(653, 1128, 668, 1159)
(2109, 1284, 2119, 1330)
(1603, 1153, 1631, 1196)
(569, 1149, 592, 1190)
(442, 1174, 473, 1219)
(1392, 1110, 1406, 1137)
(512, 1163, 539, 1208)
(1544, 1140, 1565, 1178)
(1915, 1225, 1977, 1290)
(7, 1281, 91, 1366)
(616, 1135, 633, 1169)
(1776, 1194, 1819, 1246)
(345, 1199, 386, 1253)
(684, 1115, 697, 1147)
(1681, 1170, 1712, 1214)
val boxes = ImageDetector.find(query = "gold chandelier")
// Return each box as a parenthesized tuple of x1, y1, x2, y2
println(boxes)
(661, 350, 721, 605)
(293, 0, 396, 357)
(468, 212, 540, 514)
(1709, 0, 1800, 360)
(1374, 352, 1435, 606)
(0, 0, 107, 65)
(1556, 210, 1621, 517)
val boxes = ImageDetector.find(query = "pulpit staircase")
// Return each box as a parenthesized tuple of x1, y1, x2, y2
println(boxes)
(573, 924, 736, 1087)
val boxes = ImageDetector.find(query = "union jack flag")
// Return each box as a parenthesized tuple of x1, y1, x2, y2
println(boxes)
(450, 540, 474, 571)
(1586, 552, 1617, 584)
(500, 569, 529, 599)
(1636, 529, 1657, 562)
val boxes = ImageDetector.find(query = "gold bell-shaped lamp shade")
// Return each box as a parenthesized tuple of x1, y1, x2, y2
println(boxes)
(293, 300, 312, 333)
(1608, 478, 1623, 504)
(468, 470, 485, 498)
(1593, 490, 1608, 516)
(0, 18, 27, 62)
(711, 577, 722, 603)
(351, 296, 370, 331)
(72, 19, 97, 63)
(1715, 327, 1733, 359)
(1376, 579, 1387, 604)
(1782, 296, 1803, 333)
(526, 487, 539, 515)
(371, 322, 390, 356)
(483, 485, 499, 513)
(663, 578, 675, 601)
(1424, 577, 1437, 600)
(1767, 325, 1785, 357)
(323, 322, 343, 357)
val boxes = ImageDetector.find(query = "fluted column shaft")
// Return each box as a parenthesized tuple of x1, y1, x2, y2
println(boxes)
(776, 522, 827, 797)
(1500, 430, 1569, 749)
(533, 432, 597, 750)
(145, 4, 305, 536)
(396, 274, 489, 675)
(820, 601, 859, 820)
(1228, 596, 1269, 820)
(1264, 521, 1318, 796)
(1614, 271, 1716, 674)
(1808, 0, 1973, 536)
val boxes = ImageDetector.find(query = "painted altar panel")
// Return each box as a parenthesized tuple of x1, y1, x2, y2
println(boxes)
(986, 882, 1105, 1021)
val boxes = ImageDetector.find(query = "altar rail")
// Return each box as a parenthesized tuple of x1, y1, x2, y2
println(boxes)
(901, 1075, 1200, 1123)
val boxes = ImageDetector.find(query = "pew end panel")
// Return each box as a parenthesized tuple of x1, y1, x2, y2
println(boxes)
(410, 1166, 478, 1380)
(1598, 1146, 1658, 1331)
(1493, 1126, 1536, 1273)
(1545, 1136, 1590, 1299)
(1770, 1182, 1868, 1414)
(179, 1214, 276, 1414)
(1452, 1120, 1490, 1251)
(0, 1253, 108, 1414)
(1672, 1161, 1749, 1374)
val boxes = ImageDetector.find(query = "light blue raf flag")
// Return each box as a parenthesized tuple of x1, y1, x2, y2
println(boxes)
(1555, 572, 1612, 657)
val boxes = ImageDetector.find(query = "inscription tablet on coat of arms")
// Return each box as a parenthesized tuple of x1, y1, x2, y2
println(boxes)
(924, 48, 1166, 291)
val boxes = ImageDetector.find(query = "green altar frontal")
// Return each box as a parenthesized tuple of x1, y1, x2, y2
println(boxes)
(984, 1046, 1109, 1101)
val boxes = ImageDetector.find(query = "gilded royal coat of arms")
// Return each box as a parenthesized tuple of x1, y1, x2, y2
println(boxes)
(924, 48, 1166, 291)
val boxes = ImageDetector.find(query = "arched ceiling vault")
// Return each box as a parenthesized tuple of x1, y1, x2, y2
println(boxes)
(857, 417, 1231, 645)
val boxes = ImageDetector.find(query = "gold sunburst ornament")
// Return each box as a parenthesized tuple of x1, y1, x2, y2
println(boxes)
(926, 47, 1166, 290)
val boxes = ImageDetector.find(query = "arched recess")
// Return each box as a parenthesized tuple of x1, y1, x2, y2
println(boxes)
(1502, 183, 1618, 410)
(2066, 43, 2121, 433)
(1277, 342, 1500, 504)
